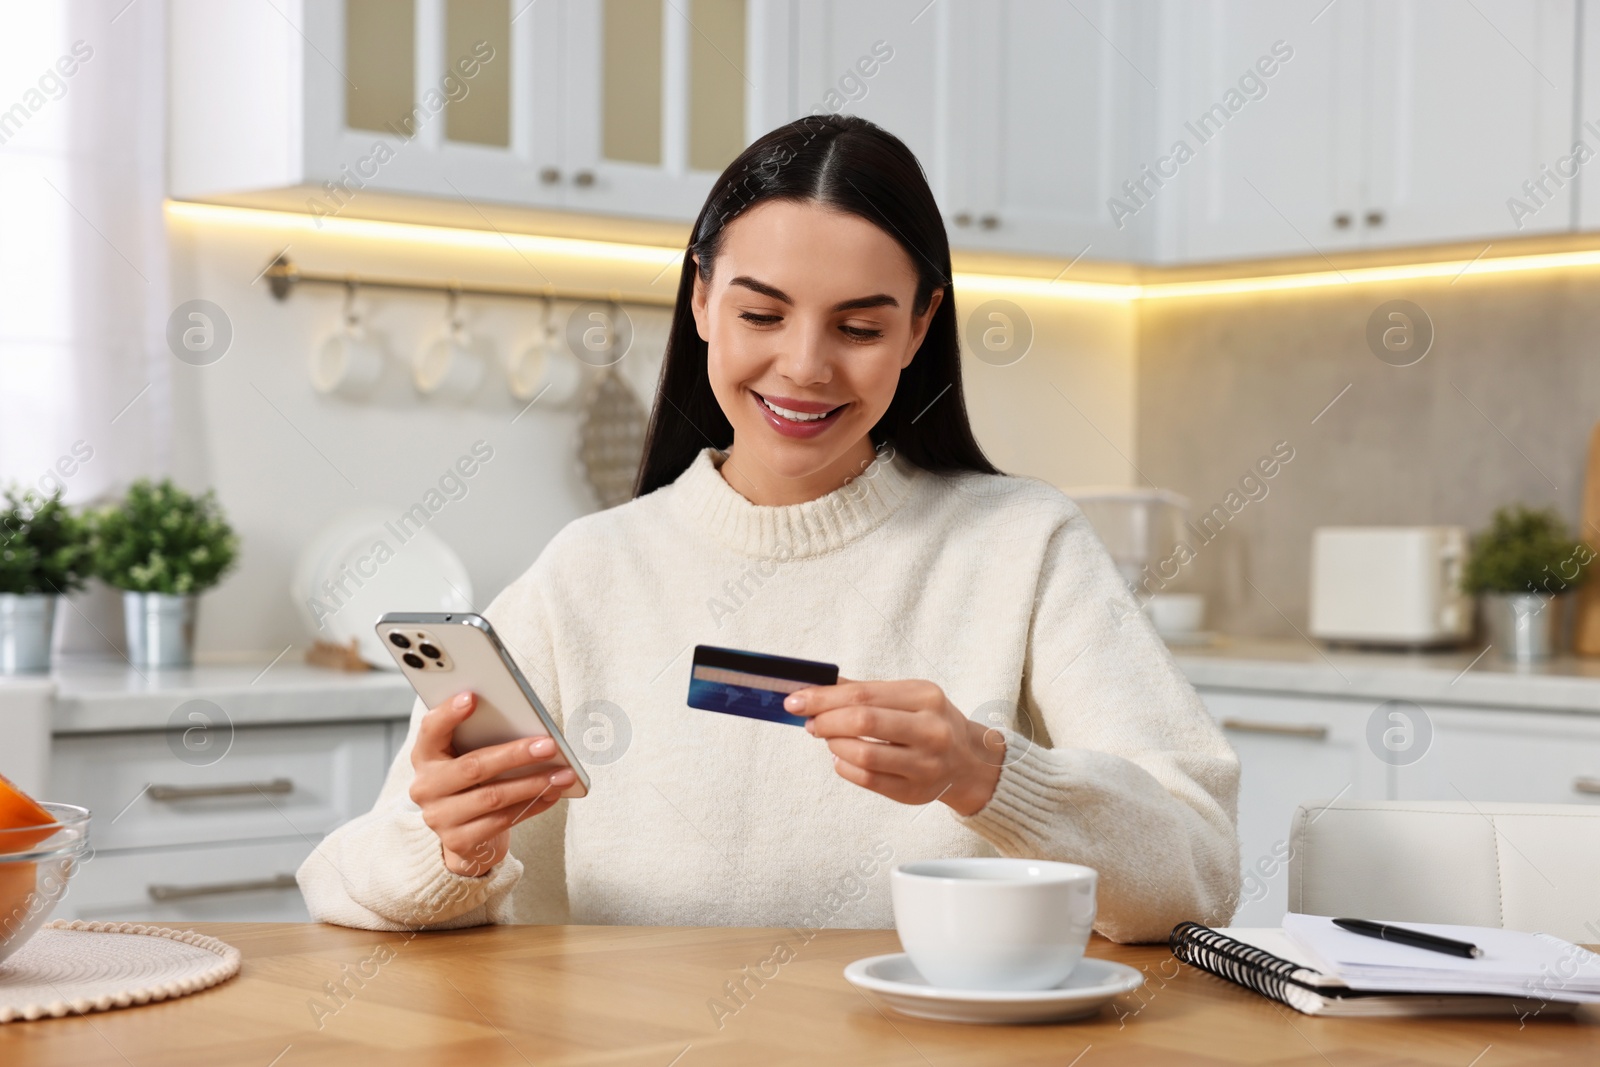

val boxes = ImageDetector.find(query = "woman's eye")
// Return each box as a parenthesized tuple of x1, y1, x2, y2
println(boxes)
(841, 325, 883, 341)
(738, 311, 782, 326)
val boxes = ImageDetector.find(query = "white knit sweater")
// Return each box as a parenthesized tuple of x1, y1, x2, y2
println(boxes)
(298, 445, 1241, 942)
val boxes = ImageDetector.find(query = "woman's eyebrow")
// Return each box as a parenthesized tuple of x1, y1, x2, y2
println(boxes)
(728, 275, 899, 312)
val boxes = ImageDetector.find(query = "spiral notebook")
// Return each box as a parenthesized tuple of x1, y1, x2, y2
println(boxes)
(1169, 921, 1590, 1018)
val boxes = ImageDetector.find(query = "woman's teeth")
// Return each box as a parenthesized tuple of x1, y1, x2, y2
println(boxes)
(761, 396, 838, 422)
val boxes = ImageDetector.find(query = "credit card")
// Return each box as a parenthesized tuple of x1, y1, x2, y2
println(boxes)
(687, 645, 838, 726)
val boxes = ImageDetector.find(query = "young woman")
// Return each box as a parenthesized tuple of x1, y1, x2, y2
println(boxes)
(299, 115, 1241, 943)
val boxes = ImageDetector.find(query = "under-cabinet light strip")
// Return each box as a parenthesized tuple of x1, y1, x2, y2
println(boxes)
(166, 200, 1600, 303)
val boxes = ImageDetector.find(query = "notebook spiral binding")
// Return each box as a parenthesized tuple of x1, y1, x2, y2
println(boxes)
(1169, 921, 1325, 1006)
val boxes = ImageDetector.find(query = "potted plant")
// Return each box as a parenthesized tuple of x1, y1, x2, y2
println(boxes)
(91, 480, 238, 668)
(1462, 505, 1593, 662)
(0, 489, 89, 672)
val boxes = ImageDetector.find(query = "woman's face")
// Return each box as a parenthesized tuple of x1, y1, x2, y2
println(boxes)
(691, 198, 942, 493)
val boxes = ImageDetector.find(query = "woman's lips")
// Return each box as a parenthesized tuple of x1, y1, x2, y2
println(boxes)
(751, 390, 848, 439)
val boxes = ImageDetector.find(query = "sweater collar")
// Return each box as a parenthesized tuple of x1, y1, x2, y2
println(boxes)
(668, 443, 923, 559)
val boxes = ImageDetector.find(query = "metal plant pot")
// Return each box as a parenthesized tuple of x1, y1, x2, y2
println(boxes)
(0, 593, 57, 673)
(122, 592, 197, 668)
(1482, 592, 1565, 663)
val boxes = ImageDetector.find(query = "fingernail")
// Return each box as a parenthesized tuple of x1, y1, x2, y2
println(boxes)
(785, 694, 806, 711)
(529, 737, 555, 756)
(551, 769, 576, 786)
(453, 692, 472, 710)
(805, 719, 815, 734)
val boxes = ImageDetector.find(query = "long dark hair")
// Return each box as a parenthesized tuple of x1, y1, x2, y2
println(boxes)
(632, 114, 1000, 498)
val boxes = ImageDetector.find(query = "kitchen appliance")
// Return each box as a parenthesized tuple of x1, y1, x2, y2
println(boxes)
(1064, 488, 1191, 592)
(1309, 526, 1471, 647)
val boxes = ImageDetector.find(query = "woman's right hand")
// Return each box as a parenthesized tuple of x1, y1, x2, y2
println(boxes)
(409, 691, 575, 877)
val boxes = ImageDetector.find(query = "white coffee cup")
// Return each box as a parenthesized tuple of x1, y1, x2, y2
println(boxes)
(890, 858, 1097, 991)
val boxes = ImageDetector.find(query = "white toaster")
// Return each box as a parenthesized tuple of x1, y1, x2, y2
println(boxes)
(1308, 527, 1472, 646)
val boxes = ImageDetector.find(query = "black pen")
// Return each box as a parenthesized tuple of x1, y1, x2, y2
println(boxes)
(1332, 918, 1482, 959)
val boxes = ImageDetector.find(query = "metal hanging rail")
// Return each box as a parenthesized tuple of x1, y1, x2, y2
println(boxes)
(262, 254, 678, 307)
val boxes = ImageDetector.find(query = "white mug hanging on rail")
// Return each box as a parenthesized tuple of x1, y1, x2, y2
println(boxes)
(507, 297, 586, 410)
(310, 284, 387, 399)
(414, 292, 488, 402)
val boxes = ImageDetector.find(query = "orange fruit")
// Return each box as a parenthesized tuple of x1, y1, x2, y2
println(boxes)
(0, 861, 39, 950)
(0, 773, 57, 854)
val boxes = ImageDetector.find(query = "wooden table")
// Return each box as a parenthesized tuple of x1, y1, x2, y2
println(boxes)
(3, 924, 1596, 1066)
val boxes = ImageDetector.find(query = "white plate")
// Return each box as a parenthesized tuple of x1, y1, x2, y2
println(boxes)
(844, 953, 1144, 1025)
(290, 509, 473, 669)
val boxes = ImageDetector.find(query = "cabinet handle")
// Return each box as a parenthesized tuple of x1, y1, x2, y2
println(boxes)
(148, 873, 299, 902)
(1574, 776, 1600, 796)
(1333, 212, 1352, 229)
(979, 214, 999, 230)
(572, 170, 596, 188)
(147, 778, 293, 801)
(1365, 209, 1385, 227)
(539, 167, 561, 184)
(1220, 717, 1329, 740)
(953, 212, 972, 227)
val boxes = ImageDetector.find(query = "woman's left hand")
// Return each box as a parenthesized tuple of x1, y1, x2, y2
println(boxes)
(788, 677, 1004, 816)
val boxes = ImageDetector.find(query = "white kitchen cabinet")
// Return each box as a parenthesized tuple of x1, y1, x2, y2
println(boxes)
(1164, 0, 1576, 263)
(1391, 706, 1600, 805)
(56, 839, 319, 924)
(1365, 0, 1576, 248)
(170, 0, 789, 222)
(944, 0, 1160, 260)
(50, 723, 389, 852)
(791, 0, 949, 202)
(1200, 689, 1386, 926)
(1158, 0, 1362, 263)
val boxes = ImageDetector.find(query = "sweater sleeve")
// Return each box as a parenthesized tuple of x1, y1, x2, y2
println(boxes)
(296, 562, 571, 930)
(954, 504, 1242, 943)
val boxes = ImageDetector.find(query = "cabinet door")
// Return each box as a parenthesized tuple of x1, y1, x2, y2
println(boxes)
(792, 0, 950, 203)
(946, 0, 1158, 260)
(562, 0, 781, 220)
(1364, 0, 1576, 247)
(1162, 0, 1364, 263)
(1199, 689, 1384, 926)
(1392, 706, 1600, 805)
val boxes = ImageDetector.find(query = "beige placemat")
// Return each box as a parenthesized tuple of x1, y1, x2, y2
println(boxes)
(0, 920, 241, 1023)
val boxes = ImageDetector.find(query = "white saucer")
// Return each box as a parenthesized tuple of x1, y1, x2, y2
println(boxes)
(843, 953, 1144, 1024)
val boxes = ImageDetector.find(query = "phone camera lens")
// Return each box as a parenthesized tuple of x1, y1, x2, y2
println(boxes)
(419, 643, 442, 660)
(389, 632, 412, 650)
(402, 652, 425, 669)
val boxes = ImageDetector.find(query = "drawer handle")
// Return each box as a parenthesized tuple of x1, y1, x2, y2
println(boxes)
(148, 873, 299, 902)
(1220, 718, 1329, 740)
(147, 778, 293, 801)
(1574, 777, 1600, 796)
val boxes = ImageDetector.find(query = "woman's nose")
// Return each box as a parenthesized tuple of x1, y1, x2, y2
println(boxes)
(771, 319, 832, 385)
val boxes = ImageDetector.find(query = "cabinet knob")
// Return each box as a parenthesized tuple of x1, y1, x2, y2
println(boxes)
(539, 167, 562, 184)
(573, 170, 596, 188)
(953, 212, 972, 227)
(1365, 209, 1385, 227)
(1574, 776, 1600, 795)
(1333, 212, 1352, 229)
(979, 214, 1000, 230)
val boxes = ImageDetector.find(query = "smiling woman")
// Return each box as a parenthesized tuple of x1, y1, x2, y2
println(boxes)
(299, 115, 1243, 945)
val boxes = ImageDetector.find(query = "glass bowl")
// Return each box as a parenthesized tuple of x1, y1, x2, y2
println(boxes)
(0, 803, 90, 965)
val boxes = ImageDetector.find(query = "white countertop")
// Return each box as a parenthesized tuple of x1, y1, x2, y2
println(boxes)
(0, 656, 415, 733)
(1171, 637, 1600, 714)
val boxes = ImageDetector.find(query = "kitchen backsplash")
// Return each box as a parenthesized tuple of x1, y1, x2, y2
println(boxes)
(1138, 268, 1600, 639)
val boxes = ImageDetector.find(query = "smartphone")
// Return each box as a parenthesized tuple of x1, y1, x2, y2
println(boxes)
(375, 612, 589, 798)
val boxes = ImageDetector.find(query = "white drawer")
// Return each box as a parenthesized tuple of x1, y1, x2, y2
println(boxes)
(56, 839, 316, 923)
(49, 722, 388, 851)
